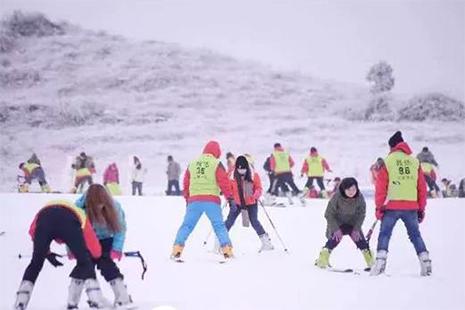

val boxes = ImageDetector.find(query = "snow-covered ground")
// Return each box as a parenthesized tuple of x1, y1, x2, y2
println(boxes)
(0, 193, 464, 310)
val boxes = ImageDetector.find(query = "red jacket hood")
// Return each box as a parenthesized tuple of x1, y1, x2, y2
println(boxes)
(390, 142, 412, 155)
(203, 141, 221, 159)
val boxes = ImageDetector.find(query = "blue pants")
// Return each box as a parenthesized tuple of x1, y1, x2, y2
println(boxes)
(174, 201, 231, 247)
(224, 204, 266, 236)
(377, 210, 427, 254)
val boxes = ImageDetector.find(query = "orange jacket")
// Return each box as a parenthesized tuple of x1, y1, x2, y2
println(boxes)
(231, 172, 262, 206)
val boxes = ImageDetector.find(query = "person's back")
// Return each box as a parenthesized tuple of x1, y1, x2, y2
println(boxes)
(417, 147, 438, 166)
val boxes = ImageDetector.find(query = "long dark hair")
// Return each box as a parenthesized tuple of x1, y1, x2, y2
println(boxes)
(85, 184, 120, 232)
(233, 155, 252, 182)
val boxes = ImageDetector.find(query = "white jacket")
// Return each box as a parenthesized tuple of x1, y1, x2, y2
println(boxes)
(131, 166, 146, 183)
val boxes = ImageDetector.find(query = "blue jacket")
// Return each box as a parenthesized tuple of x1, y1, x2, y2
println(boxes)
(75, 194, 126, 252)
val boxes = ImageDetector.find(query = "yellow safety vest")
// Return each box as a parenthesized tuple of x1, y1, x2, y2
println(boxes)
(23, 162, 39, 174)
(385, 152, 419, 201)
(273, 151, 291, 173)
(76, 168, 91, 177)
(188, 154, 221, 196)
(420, 162, 434, 174)
(306, 155, 324, 177)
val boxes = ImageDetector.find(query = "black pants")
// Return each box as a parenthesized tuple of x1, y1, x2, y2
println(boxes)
(23, 207, 95, 283)
(94, 238, 123, 282)
(305, 177, 325, 190)
(166, 180, 181, 195)
(25, 167, 48, 186)
(272, 172, 300, 195)
(75, 175, 93, 192)
(132, 181, 143, 196)
(425, 175, 440, 192)
(224, 204, 266, 236)
(324, 224, 368, 251)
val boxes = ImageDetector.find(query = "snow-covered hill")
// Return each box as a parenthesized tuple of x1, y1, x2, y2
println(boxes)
(1, 12, 464, 193)
(0, 193, 464, 310)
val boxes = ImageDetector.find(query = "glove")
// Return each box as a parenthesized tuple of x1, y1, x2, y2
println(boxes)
(350, 229, 362, 242)
(46, 252, 63, 267)
(418, 210, 425, 223)
(110, 250, 122, 261)
(228, 199, 238, 213)
(331, 229, 343, 242)
(375, 208, 385, 220)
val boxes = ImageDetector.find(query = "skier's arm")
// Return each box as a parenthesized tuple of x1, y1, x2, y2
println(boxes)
(270, 156, 276, 172)
(183, 169, 190, 200)
(324, 196, 340, 235)
(111, 202, 126, 253)
(216, 163, 233, 199)
(301, 160, 308, 176)
(417, 168, 427, 212)
(82, 219, 102, 259)
(289, 156, 295, 168)
(252, 173, 263, 200)
(322, 158, 331, 172)
(354, 196, 366, 231)
(375, 166, 389, 209)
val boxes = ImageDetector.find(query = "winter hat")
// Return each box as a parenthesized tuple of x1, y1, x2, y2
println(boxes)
(310, 147, 317, 154)
(388, 131, 404, 148)
(235, 155, 249, 170)
(339, 177, 359, 198)
(274, 143, 281, 149)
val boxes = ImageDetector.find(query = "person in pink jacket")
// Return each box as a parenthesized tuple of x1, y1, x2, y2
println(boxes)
(103, 163, 121, 195)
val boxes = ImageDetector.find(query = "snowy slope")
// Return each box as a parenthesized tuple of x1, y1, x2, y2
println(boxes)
(1, 13, 464, 195)
(0, 193, 464, 310)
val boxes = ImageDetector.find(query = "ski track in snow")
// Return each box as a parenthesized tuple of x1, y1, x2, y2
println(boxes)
(1, 193, 464, 310)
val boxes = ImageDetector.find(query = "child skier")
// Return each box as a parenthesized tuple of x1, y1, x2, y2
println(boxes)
(300, 147, 332, 198)
(103, 163, 122, 195)
(371, 131, 432, 276)
(18, 161, 50, 193)
(13, 199, 105, 310)
(315, 177, 374, 269)
(171, 141, 235, 261)
(72, 152, 96, 193)
(224, 155, 274, 252)
(72, 183, 133, 309)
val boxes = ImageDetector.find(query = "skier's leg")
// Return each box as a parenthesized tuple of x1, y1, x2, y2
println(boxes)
(247, 204, 266, 236)
(22, 220, 53, 283)
(316, 177, 325, 191)
(94, 238, 123, 282)
(174, 180, 181, 195)
(401, 211, 427, 254)
(173, 202, 204, 247)
(131, 182, 136, 196)
(371, 211, 399, 275)
(224, 205, 241, 231)
(204, 202, 231, 247)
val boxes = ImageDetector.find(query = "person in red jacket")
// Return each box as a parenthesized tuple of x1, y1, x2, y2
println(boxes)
(369, 157, 385, 186)
(224, 155, 274, 252)
(370, 131, 432, 276)
(14, 200, 107, 310)
(171, 141, 235, 261)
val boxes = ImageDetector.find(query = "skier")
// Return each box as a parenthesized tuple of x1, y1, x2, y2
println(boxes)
(131, 156, 146, 196)
(459, 178, 465, 198)
(315, 177, 374, 270)
(263, 155, 275, 194)
(300, 147, 332, 198)
(369, 157, 385, 186)
(416, 146, 440, 197)
(269, 143, 300, 198)
(18, 161, 51, 193)
(171, 141, 235, 261)
(327, 177, 341, 198)
(441, 178, 458, 198)
(72, 183, 133, 309)
(27, 153, 41, 165)
(72, 152, 96, 193)
(371, 131, 432, 276)
(224, 155, 274, 251)
(166, 155, 181, 196)
(13, 199, 104, 310)
(103, 163, 122, 195)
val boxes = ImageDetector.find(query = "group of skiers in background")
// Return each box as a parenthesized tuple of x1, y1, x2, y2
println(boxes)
(13, 130, 456, 309)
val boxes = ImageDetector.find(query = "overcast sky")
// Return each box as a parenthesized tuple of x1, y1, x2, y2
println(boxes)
(2, 0, 464, 100)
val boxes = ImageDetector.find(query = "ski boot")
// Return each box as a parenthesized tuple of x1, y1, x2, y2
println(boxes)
(41, 184, 51, 193)
(110, 277, 134, 308)
(259, 233, 274, 252)
(315, 247, 331, 269)
(370, 250, 388, 276)
(84, 279, 110, 309)
(170, 244, 184, 262)
(418, 251, 432, 276)
(299, 188, 309, 205)
(212, 237, 221, 254)
(14, 280, 34, 310)
(285, 191, 294, 205)
(19, 184, 29, 193)
(361, 249, 374, 270)
(67, 278, 84, 309)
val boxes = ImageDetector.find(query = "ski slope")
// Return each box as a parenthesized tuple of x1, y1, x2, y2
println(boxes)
(0, 193, 464, 310)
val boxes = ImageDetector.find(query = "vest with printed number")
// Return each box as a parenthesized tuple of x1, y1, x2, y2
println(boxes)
(273, 151, 291, 173)
(24, 162, 40, 174)
(385, 152, 419, 201)
(188, 154, 221, 196)
(306, 155, 324, 177)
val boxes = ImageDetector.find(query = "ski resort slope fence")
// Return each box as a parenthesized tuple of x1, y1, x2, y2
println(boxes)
(0, 193, 464, 310)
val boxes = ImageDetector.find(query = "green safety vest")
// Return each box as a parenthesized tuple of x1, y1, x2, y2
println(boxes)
(23, 162, 39, 173)
(385, 151, 419, 201)
(306, 155, 324, 177)
(188, 154, 220, 196)
(273, 151, 291, 173)
(420, 162, 434, 174)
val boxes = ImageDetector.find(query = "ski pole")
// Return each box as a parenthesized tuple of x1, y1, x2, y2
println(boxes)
(202, 200, 227, 246)
(365, 219, 379, 244)
(258, 200, 289, 253)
